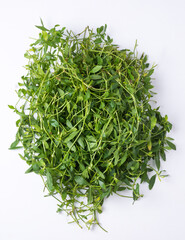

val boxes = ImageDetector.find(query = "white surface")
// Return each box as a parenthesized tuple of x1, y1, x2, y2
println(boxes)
(0, 0, 185, 239)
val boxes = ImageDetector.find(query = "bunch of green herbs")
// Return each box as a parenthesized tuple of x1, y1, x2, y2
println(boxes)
(9, 21, 176, 231)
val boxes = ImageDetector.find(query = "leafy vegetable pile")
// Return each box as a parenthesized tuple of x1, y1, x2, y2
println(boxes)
(9, 21, 176, 231)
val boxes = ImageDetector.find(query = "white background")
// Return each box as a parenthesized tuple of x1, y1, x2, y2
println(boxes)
(0, 0, 185, 239)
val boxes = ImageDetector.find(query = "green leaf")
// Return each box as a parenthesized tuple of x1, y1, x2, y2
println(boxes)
(74, 176, 88, 185)
(147, 68, 154, 77)
(43, 141, 49, 149)
(94, 38, 102, 44)
(90, 65, 102, 74)
(66, 102, 70, 113)
(25, 166, 33, 174)
(64, 131, 78, 143)
(62, 190, 67, 200)
(9, 140, 22, 150)
(77, 95, 84, 102)
(90, 74, 102, 80)
(97, 56, 103, 65)
(33, 163, 40, 173)
(95, 167, 105, 179)
(120, 152, 128, 165)
(86, 135, 97, 151)
(46, 170, 54, 191)
(84, 89, 90, 101)
(77, 136, 85, 149)
(35, 25, 49, 31)
(151, 116, 157, 130)
(66, 120, 73, 128)
(50, 119, 59, 128)
(18, 153, 25, 160)
(149, 175, 156, 190)
(82, 169, 89, 179)
(135, 183, 140, 196)
(10, 139, 19, 148)
(40, 18, 44, 26)
(147, 140, 152, 151)
(131, 162, 139, 171)
(160, 149, 166, 161)
(87, 187, 93, 204)
(58, 89, 65, 98)
(166, 140, 176, 150)
(8, 105, 15, 109)
(127, 69, 134, 80)
(86, 135, 96, 142)
(16, 119, 20, 127)
(66, 141, 76, 152)
(114, 149, 119, 165)
(127, 161, 134, 170)
(105, 123, 113, 138)
(155, 152, 160, 170)
(166, 137, 174, 141)
(99, 180, 106, 190)
(42, 31, 48, 41)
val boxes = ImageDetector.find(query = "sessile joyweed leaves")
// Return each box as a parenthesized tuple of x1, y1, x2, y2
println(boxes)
(9, 21, 176, 231)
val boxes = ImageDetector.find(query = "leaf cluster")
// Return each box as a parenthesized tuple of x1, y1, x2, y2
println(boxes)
(9, 21, 175, 231)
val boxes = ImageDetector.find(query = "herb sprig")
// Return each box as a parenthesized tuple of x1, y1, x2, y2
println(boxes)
(9, 21, 176, 231)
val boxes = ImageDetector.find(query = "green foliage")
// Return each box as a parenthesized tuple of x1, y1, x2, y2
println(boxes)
(9, 21, 175, 231)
